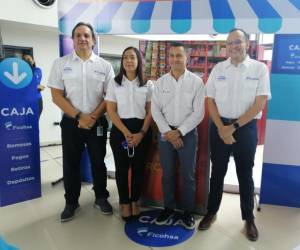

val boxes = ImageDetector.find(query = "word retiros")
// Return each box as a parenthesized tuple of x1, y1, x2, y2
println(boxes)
(11, 165, 31, 172)
(1, 107, 34, 117)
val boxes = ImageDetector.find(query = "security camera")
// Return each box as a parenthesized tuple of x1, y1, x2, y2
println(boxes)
(33, 0, 56, 8)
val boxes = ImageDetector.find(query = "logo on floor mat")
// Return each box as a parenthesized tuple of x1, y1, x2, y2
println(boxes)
(124, 210, 194, 247)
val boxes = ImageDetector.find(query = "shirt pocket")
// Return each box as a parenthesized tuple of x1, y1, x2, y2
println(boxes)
(115, 86, 127, 105)
(215, 80, 228, 102)
(242, 77, 258, 103)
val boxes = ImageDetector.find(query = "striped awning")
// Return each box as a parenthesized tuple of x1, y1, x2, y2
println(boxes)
(58, 0, 300, 35)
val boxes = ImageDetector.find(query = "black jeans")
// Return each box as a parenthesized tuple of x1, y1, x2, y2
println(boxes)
(60, 115, 109, 205)
(207, 119, 257, 220)
(110, 118, 152, 204)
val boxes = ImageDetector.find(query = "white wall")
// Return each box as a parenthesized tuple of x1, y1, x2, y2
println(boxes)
(0, 0, 58, 28)
(99, 35, 139, 55)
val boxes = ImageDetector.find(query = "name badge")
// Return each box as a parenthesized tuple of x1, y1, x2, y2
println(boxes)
(97, 125, 103, 136)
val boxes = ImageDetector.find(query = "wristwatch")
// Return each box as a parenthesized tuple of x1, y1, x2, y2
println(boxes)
(75, 112, 81, 121)
(233, 121, 240, 130)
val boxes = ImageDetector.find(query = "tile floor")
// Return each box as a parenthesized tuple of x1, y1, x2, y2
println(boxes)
(0, 145, 300, 250)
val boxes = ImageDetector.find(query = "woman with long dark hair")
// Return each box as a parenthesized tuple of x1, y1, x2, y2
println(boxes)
(105, 47, 152, 221)
(22, 53, 45, 118)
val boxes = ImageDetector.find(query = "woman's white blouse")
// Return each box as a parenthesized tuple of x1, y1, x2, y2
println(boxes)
(105, 76, 153, 119)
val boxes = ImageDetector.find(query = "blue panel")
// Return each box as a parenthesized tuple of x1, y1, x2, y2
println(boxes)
(267, 74, 300, 121)
(95, 2, 122, 33)
(209, 0, 235, 33)
(247, 0, 282, 33)
(289, 0, 300, 11)
(170, 0, 191, 33)
(131, 1, 155, 34)
(260, 163, 300, 208)
(272, 34, 300, 75)
(0, 58, 41, 207)
(59, 3, 90, 35)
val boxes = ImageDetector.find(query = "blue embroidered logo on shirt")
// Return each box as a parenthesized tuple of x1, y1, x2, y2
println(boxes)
(246, 76, 259, 80)
(217, 76, 226, 81)
(63, 67, 72, 72)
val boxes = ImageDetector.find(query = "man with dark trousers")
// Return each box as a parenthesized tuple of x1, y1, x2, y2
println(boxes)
(48, 22, 114, 222)
(198, 29, 271, 241)
(151, 42, 205, 230)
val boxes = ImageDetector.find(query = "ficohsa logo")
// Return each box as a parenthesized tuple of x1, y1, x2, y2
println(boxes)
(125, 210, 194, 247)
(137, 227, 149, 236)
(4, 121, 33, 131)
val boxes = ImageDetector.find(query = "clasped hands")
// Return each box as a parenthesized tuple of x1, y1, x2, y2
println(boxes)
(218, 124, 236, 145)
(164, 129, 183, 149)
(77, 113, 97, 130)
(123, 131, 143, 148)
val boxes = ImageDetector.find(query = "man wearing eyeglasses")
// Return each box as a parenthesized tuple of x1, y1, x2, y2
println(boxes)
(198, 29, 271, 241)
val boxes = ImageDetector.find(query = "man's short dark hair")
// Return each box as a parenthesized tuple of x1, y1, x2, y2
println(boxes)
(71, 22, 96, 41)
(169, 42, 187, 53)
(170, 42, 185, 49)
(229, 28, 250, 42)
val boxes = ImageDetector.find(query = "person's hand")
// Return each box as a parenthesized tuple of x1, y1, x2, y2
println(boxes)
(164, 129, 181, 143)
(218, 125, 235, 140)
(171, 137, 184, 149)
(78, 113, 96, 129)
(222, 135, 236, 145)
(128, 133, 143, 147)
(123, 130, 134, 144)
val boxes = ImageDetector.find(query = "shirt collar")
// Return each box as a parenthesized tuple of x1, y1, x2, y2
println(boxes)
(225, 55, 250, 69)
(168, 68, 188, 81)
(72, 51, 97, 62)
(122, 75, 138, 84)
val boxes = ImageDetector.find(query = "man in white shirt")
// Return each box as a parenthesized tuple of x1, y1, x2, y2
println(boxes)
(48, 22, 114, 222)
(198, 29, 271, 241)
(151, 42, 205, 230)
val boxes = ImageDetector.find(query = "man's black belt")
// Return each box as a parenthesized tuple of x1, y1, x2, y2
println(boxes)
(221, 117, 238, 125)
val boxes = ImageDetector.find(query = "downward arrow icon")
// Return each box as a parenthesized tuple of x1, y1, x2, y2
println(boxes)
(4, 62, 27, 84)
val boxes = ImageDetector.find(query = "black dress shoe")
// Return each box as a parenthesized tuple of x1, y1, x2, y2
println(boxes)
(198, 214, 216, 230)
(61, 203, 80, 222)
(246, 219, 259, 241)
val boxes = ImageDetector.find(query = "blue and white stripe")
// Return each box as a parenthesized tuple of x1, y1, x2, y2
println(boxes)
(58, 0, 300, 35)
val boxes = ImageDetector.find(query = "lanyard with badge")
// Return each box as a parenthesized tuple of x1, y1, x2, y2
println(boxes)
(97, 125, 103, 136)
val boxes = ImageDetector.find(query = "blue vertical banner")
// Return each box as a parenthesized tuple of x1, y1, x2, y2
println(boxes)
(260, 34, 300, 207)
(0, 58, 41, 207)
